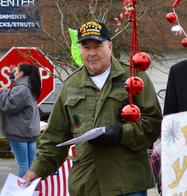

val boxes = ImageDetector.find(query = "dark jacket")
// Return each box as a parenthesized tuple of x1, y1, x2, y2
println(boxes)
(164, 60, 187, 115)
(0, 76, 40, 141)
(31, 57, 162, 196)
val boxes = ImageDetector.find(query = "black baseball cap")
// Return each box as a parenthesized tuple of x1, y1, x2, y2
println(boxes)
(78, 21, 111, 43)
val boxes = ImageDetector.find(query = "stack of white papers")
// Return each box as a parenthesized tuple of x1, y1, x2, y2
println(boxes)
(56, 127, 106, 147)
(0, 173, 41, 196)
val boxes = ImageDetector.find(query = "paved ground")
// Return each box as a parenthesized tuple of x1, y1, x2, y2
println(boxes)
(0, 158, 18, 194)
(0, 158, 160, 195)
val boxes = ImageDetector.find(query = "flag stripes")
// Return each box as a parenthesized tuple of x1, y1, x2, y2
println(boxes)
(38, 146, 75, 196)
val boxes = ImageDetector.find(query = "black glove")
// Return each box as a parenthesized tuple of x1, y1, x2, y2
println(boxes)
(89, 125, 123, 146)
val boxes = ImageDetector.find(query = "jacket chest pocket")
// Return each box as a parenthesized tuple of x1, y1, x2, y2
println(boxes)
(64, 95, 86, 132)
(108, 88, 129, 106)
(102, 89, 129, 123)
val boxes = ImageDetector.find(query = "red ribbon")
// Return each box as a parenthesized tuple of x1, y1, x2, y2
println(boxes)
(173, 0, 181, 8)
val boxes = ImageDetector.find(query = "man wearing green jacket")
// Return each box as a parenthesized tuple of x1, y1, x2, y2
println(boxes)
(24, 21, 162, 196)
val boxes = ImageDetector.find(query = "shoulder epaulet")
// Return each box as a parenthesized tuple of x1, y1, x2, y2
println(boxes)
(119, 59, 130, 68)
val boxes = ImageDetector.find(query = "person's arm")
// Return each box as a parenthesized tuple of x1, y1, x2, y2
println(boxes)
(26, 87, 72, 182)
(0, 85, 29, 114)
(163, 67, 178, 115)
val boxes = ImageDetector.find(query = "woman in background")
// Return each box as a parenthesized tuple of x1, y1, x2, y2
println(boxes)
(0, 63, 41, 178)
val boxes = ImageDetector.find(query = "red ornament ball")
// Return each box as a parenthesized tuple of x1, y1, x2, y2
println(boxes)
(119, 12, 125, 21)
(125, 76, 144, 94)
(121, 104, 141, 123)
(166, 12, 177, 23)
(132, 52, 151, 72)
(182, 37, 187, 48)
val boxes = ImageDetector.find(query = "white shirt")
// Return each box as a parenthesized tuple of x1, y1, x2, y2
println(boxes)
(90, 66, 111, 90)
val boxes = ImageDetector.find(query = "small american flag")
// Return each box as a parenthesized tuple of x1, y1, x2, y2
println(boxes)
(38, 145, 75, 196)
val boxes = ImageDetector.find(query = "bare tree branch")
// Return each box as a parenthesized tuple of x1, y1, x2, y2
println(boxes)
(89, 0, 98, 21)
(56, 1, 70, 49)
(17, 48, 60, 79)
(111, 22, 130, 40)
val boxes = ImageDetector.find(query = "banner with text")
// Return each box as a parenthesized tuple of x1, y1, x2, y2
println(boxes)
(0, 0, 40, 32)
(161, 111, 187, 196)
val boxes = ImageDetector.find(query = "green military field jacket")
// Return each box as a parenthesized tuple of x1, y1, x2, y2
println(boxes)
(31, 57, 162, 196)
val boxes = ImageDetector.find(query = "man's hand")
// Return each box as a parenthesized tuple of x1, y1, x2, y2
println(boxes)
(23, 170, 38, 186)
(89, 124, 123, 146)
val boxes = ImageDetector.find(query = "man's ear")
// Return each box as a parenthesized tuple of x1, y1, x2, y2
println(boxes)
(108, 41, 113, 50)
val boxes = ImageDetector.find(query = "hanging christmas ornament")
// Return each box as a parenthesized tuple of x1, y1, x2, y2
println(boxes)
(166, 12, 177, 23)
(114, 0, 150, 123)
(132, 52, 151, 72)
(166, 0, 187, 48)
(114, 18, 122, 32)
(171, 25, 183, 36)
(125, 76, 144, 94)
(119, 12, 125, 21)
(115, 0, 151, 123)
(114, 0, 136, 31)
(181, 37, 187, 47)
(121, 104, 141, 123)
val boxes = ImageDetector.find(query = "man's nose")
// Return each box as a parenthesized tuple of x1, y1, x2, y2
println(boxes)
(88, 48, 97, 56)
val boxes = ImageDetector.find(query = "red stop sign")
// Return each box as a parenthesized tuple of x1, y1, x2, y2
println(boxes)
(0, 47, 55, 105)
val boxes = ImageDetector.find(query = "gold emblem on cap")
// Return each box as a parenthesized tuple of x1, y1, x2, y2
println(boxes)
(80, 21, 102, 33)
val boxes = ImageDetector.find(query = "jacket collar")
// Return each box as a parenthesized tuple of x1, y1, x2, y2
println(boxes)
(80, 56, 126, 88)
(13, 76, 30, 87)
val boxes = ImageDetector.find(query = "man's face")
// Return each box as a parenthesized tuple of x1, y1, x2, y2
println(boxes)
(80, 39, 112, 75)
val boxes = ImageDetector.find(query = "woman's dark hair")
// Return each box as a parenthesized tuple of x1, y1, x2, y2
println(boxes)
(18, 63, 41, 100)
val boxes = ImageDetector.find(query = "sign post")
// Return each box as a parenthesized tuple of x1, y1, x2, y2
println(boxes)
(0, 47, 55, 105)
